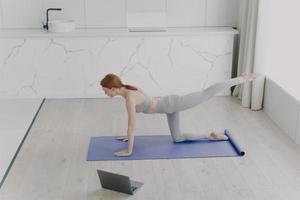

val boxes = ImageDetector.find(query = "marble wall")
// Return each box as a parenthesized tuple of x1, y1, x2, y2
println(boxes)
(0, 32, 235, 98)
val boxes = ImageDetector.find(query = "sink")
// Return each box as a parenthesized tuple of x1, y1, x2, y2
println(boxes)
(48, 20, 75, 33)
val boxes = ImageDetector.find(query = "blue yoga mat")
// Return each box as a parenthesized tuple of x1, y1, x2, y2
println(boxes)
(86, 129, 245, 161)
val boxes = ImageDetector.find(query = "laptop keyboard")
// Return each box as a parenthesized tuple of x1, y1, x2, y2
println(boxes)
(131, 186, 138, 191)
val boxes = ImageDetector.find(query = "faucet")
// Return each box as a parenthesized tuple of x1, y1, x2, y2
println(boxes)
(43, 8, 62, 30)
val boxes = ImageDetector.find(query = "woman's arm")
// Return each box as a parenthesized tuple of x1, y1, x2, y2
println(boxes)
(113, 94, 136, 156)
(125, 95, 136, 153)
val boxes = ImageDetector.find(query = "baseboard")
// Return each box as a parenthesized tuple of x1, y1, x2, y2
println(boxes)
(263, 78, 300, 146)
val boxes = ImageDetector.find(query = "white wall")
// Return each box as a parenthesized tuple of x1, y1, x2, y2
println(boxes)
(0, 0, 240, 29)
(255, 0, 300, 100)
(0, 0, 3, 28)
(206, 0, 239, 26)
(127, 0, 166, 28)
(256, 0, 300, 147)
(264, 78, 300, 147)
(86, 0, 126, 28)
(1, 0, 44, 29)
(166, 0, 206, 27)
(264, 78, 299, 140)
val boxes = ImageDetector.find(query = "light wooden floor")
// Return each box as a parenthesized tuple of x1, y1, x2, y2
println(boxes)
(1, 96, 300, 200)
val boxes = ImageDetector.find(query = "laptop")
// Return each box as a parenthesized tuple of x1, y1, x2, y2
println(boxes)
(97, 169, 143, 195)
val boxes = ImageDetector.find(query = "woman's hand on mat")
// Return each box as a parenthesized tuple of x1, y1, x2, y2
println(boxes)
(113, 149, 132, 157)
(116, 136, 128, 142)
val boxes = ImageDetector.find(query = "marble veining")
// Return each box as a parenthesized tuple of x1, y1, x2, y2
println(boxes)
(2, 39, 26, 66)
(0, 33, 235, 98)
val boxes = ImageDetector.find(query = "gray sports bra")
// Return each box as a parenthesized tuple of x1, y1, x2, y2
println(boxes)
(135, 88, 152, 113)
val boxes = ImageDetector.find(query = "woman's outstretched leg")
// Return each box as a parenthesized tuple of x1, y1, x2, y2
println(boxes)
(157, 74, 256, 114)
(159, 73, 257, 142)
(166, 112, 228, 142)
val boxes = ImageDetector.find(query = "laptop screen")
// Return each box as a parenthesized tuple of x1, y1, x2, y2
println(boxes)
(97, 170, 133, 195)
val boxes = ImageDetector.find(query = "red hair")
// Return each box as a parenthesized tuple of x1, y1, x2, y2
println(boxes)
(100, 73, 137, 90)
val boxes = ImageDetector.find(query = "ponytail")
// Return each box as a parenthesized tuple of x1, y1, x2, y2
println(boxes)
(100, 73, 137, 90)
(122, 84, 137, 91)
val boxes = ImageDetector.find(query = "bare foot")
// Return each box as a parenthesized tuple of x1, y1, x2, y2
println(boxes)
(208, 132, 228, 140)
(240, 72, 258, 83)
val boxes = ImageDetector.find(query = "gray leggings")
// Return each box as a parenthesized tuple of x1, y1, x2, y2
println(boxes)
(155, 77, 241, 142)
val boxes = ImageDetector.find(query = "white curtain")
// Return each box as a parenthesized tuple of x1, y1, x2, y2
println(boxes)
(233, 0, 265, 110)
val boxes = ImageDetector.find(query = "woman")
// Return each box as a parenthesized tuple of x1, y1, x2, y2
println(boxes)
(100, 73, 257, 156)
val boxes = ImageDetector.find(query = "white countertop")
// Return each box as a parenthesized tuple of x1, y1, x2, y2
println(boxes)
(0, 27, 238, 38)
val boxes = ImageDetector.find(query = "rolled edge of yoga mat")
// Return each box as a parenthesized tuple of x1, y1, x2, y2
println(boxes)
(224, 129, 245, 156)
